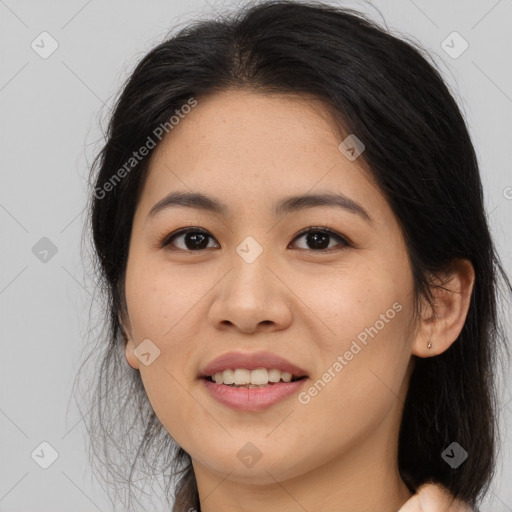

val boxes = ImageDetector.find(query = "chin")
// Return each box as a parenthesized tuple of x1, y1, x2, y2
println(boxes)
(190, 443, 314, 485)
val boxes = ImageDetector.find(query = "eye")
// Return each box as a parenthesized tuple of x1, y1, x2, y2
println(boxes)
(288, 226, 352, 252)
(160, 226, 351, 252)
(160, 227, 219, 251)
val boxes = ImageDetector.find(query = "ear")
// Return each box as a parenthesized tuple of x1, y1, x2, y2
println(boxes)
(119, 313, 140, 370)
(412, 258, 475, 358)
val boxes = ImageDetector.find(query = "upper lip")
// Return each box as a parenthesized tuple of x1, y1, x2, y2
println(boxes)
(199, 351, 308, 378)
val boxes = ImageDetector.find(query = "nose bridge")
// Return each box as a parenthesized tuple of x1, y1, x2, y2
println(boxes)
(229, 234, 273, 298)
(208, 234, 292, 332)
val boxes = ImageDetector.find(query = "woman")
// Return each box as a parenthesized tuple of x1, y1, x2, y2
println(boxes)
(77, 1, 511, 511)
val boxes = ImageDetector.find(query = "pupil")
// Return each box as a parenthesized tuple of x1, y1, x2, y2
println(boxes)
(307, 231, 329, 250)
(185, 232, 209, 250)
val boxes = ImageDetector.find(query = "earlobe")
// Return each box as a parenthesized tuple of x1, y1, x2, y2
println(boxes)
(119, 315, 140, 370)
(412, 258, 475, 358)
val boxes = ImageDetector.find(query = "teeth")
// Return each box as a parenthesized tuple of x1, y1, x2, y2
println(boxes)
(250, 368, 268, 385)
(233, 369, 251, 385)
(268, 369, 281, 382)
(210, 368, 299, 386)
(281, 372, 292, 383)
(222, 369, 235, 385)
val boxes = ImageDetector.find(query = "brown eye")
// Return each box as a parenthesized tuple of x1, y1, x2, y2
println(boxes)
(161, 228, 219, 251)
(289, 227, 351, 252)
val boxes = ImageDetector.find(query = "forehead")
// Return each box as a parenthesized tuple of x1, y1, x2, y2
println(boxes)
(167, 89, 345, 155)
(136, 89, 385, 223)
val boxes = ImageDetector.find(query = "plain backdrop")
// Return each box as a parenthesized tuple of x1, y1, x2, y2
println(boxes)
(0, 0, 511, 510)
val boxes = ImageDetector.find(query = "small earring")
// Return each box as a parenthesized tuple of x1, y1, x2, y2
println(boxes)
(427, 341, 433, 349)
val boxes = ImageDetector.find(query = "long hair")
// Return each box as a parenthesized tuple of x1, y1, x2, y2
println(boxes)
(74, 1, 512, 510)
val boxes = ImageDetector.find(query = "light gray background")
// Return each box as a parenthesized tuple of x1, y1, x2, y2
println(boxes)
(0, 0, 511, 510)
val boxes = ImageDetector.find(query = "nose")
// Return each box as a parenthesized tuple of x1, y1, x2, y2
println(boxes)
(207, 251, 293, 335)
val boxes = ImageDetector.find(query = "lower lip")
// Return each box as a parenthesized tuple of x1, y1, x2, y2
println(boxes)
(201, 378, 307, 411)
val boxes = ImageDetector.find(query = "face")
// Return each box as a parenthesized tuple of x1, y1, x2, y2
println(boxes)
(122, 89, 420, 485)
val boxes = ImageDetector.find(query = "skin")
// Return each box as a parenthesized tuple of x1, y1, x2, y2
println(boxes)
(122, 89, 475, 512)
(399, 484, 473, 511)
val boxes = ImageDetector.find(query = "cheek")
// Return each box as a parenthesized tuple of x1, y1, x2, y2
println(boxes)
(299, 257, 415, 412)
(291, 300, 414, 471)
(123, 256, 206, 420)
(296, 254, 413, 353)
(124, 254, 205, 342)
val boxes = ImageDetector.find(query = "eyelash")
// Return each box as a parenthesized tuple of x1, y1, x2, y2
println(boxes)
(159, 226, 353, 253)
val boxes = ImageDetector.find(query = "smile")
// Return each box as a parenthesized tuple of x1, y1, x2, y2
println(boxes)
(199, 351, 309, 411)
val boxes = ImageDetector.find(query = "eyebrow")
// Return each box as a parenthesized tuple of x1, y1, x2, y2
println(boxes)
(147, 191, 372, 223)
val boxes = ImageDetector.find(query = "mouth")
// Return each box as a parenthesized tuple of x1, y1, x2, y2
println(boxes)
(198, 351, 309, 411)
